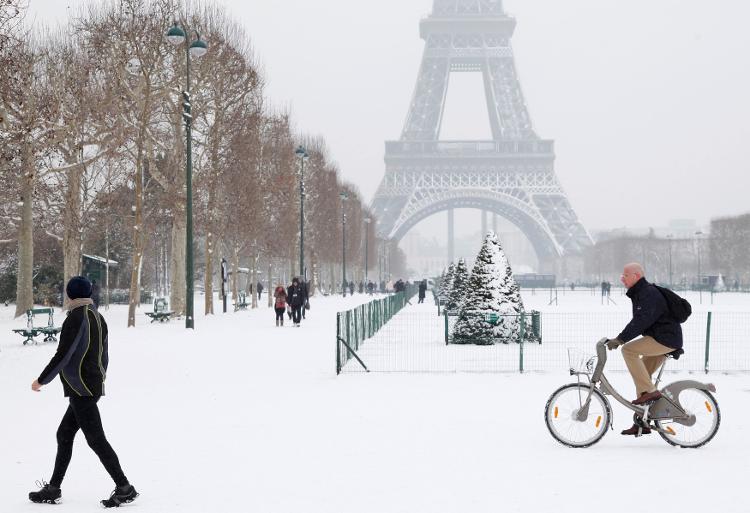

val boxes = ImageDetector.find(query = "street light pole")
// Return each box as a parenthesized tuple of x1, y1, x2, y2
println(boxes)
(695, 231, 703, 304)
(378, 240, 382, 291)
(364, 218, 371, 285)
(340, 192, 348, 296)
(295, 146, 308, 278)
(167, 22, 208, 329)
(667, 234, 673, 288)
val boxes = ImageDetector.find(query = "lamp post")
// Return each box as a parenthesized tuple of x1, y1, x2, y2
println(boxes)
(364, 217, 371, 285)
(378, 239, 383, 291)
(340, 192, 348, 296)
(166, 22, 208, 329)
(666, 234, 673, 288)
(295, 146, 309, 278)
(695, 231, 704, 304)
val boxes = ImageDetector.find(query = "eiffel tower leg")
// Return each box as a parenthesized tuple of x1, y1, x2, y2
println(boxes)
(448, 209, 454, 263)
(481, 210, 487, 239)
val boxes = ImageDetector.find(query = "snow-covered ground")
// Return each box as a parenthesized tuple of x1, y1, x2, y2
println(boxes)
(1, 291, 749, 512)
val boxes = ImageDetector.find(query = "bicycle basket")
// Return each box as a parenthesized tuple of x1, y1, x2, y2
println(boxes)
(567, 348, 597, 374)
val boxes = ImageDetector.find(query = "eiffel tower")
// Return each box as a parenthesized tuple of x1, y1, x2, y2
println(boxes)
(371, 0, 591, 270)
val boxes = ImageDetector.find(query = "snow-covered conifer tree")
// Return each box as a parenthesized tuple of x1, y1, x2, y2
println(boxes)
(439, 262, 455, 300)
(446, 258, 469, 311)
(452, 232, 525, 344)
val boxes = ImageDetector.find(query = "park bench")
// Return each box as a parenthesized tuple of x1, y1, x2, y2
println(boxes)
(12, 307, 62, 345)
(234, 291, 249, 311)
(145, 297, 173, 323)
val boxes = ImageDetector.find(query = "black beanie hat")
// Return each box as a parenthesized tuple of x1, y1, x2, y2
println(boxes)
(66, 276, 93, 300)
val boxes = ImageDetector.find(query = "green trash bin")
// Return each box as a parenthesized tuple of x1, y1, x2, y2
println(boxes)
(531, 310, 541, 343)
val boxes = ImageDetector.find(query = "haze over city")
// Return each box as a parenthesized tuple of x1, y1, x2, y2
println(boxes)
(26, 0, 750, 235)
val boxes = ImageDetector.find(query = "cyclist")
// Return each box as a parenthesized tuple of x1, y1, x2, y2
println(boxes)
(605, 262, 683, 436)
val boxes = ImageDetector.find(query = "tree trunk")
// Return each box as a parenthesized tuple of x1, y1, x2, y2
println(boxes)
(232, 246, 239, 302)
(251, 254, 258, 309)
(170, 210, 186, 316)
(204, 229, 214, 315)
(14, 150, 35, 317)
(267, 262, 272, 308)
(62, 163, 83, 310)
(127, 153, 145, 327)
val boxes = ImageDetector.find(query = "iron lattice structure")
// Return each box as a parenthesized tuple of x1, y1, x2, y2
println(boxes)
(372, 0, 591, 266)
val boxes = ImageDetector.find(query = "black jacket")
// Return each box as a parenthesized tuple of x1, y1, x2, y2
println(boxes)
(287, 284, 305, 307)
(38, 304, 108, 397)
(617, 278, 682, 349)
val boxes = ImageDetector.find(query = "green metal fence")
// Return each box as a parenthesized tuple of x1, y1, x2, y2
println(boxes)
(338, 306, 750, 373)
(336, 286, 417, 374)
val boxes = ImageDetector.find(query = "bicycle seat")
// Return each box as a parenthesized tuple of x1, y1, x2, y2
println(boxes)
(667, 348, 684, 360)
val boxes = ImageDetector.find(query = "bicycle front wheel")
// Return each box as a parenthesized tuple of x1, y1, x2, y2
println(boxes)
(545, 383, 611, 448)
(655, 389, 720, 448)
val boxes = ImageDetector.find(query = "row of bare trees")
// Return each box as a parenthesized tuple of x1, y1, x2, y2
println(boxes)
(0, 0, 382, 324)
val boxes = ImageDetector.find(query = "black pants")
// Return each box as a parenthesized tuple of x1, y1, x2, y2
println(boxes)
(50, 396, 128, 488)
(292, 305, 302, 324)
(275, 307, 285, 321)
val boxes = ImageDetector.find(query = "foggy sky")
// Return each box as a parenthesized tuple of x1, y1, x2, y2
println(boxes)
(26, 0, 750, 234)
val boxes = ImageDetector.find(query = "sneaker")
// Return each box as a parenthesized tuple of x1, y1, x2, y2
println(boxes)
(101, 484, 138, 508)
(631, 390, 662, 405)
(621, 423, 652, 436)
(29, 481, 61, 504)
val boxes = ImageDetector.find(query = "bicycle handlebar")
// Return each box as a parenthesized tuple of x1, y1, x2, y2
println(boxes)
(591, 337, 609, 383)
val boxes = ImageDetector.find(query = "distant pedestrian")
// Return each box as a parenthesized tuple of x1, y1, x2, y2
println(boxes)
(91, 280, 101, 309)
(28, 276, 138, 507)
(348, 281, 354, 296)
(287, 277, 305, 327)
(418, 280, 427, 303)
(273, 285, 287, 327)
(301, 280, 310, 319)
(257, 281, 264, 300)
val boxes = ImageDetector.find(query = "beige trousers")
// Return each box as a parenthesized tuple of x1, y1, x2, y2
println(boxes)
(621, 336, 673, 395)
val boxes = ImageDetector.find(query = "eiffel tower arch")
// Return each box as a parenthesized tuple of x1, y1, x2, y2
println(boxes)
(371, 0, 592, 269)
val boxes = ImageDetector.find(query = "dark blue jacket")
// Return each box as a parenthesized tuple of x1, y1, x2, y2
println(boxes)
(287, 283, 306, 307)
(617, 278, 683, 349)
(38, 305, 108, 397)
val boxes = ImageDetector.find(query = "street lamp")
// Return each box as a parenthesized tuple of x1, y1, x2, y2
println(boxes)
(295, 146, 309, 278)
(340, 192, 348, 296)
(378, 239, 383, 291)
(695, 230, 704, 304)
(166, 22, 208, 329)
(364, 217, 371, 285)
(666, 234, 673, 288)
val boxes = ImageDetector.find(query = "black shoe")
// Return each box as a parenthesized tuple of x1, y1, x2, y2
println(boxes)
(621, 423, 652, 436)
(29, 481, 61, 504)
(101, 484, 138, 508)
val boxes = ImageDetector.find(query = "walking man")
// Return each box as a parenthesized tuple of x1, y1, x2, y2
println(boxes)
(29, 276, 137, 507)
(287, 277, 305, 327)
(605, 263, 683, 436)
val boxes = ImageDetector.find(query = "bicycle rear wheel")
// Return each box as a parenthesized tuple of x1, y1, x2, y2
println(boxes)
(545, 383, 611, 448)
(655, 389, 720, 448)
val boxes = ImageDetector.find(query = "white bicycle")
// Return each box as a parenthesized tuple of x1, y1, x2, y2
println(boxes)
(544, 338, 720, 448)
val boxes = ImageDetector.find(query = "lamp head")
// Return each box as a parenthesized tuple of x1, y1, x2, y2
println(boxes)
(189, 38, 208, 58)
(167, 24, 186, 45)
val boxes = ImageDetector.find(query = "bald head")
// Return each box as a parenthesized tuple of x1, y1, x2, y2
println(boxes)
(621, 262, 645, 289)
